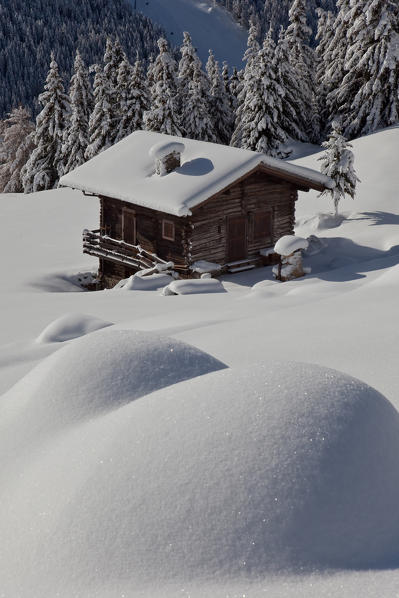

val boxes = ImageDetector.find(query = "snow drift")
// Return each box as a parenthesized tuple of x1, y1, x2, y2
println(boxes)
(36, 312, 113, 343)
(1, 355, 399, 596)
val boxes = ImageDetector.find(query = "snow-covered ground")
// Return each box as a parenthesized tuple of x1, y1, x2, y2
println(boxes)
(1, 127, 399, 596)
(129, 0, 248, 68)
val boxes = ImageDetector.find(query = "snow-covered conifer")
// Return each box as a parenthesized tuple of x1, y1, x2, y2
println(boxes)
(318, 121, 360, 215)
(178, 32, 210, 135)
(115, 56, 149, 142)
(61, 50, 93, 174)
(315, 8, 336, 136)
(322, 0, 352, 127)
(21, 53, 70, 192)
(275, 26, 308, 143)
(228, 66, 240, 114)
(338, 0, 399, 138)
(208, 59, 233, 144)
(183, 62, 217, 142)
(285, 0, 318, 142)
(205, 49, 218, 88)
(230, 22, 261, 147)
(103, 37, 127, 144)
(143, 38, 182, 136)
(85, 64, 113, 160)
(233, 30, 287, 157)
(0, 106, 35, 192)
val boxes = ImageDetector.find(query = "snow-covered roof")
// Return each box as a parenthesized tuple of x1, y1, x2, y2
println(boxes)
(60, 131, 333, 217)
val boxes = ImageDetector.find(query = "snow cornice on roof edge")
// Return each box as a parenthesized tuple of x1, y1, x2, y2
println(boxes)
(59, 131, 333, 217)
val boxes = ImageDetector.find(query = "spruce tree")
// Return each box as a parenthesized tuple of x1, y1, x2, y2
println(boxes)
(178, 32, 210, 136)
(233, 31, 287, 157)
(143, 38, 182, 136)
(285, 0, 318, 142)
(315, 8, 336, 136)
(103, 37, 127, 145)
(21, 53, 70, 192)
(85, 64, 113, 160)
(275, 26, 308, 142)
(61, 50, 92, 174)
(318, 121, 360, 216)
(230, 21, 261, 147)
(183, 62, 217, 142)
(115, 56, 149, 142)
(338, 0, 399, 138)
(0, 106, 35, 192)
(208, 59, 233, 144)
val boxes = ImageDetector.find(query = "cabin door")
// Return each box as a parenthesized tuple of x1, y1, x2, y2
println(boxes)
(227, 215, 247, 262)
(122, 210, 136, 245)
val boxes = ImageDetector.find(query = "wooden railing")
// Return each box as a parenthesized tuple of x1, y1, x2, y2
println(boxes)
(83, 229, 171, 271)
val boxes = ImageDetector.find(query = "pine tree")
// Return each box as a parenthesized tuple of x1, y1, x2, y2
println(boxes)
(178, 32, 210, 136)
(0, 106, 35, 192)
(228, 66, 240, 114)
(183, 62, 217, 142)
(233, 31, 287, 157)
(315, 8, 336, 136)
(143, 37, 182, 136)
(21, 53, 70, 192)
(318, 121, 360, 215)
(275, 26, 308, 143)
(338, 0, 399, 138)
(322, 0, 352, 127)
(230, 21, 261, 147)
(115, 56, 149, 142)
(285, 0, 318, 142)
(85, 64, 113, 160)
(208, 59, 233, 144)
(61, 50, 92, 174)
(103, 37, 127, 145)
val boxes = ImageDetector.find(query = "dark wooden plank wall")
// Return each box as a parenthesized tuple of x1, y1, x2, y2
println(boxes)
(99, 196, 191, 283)
(188, 171, 297, 265)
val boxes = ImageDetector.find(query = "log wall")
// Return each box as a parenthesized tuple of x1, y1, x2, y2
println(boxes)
(188, 171, 297, 265)
(99, 197, 191, 285)
(96, 168, 299, 286)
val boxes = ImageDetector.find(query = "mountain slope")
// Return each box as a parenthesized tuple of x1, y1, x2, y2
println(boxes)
(131, 0, 248, 67)
(0, 0, 164, 118)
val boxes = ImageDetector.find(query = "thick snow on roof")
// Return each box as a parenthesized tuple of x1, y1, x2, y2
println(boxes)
(59, 131, 333, 217)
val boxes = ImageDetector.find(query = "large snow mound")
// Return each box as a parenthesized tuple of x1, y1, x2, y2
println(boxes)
(2, 360, 399, 596)
(0, 329, 227, 460)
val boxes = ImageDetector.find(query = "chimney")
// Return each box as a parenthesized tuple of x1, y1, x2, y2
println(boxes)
(149, 141, 185, 176)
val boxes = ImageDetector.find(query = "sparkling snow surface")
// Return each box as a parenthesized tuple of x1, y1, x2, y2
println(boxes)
(2, 356, 399, 596)
(2, 127, 399, 596)
(59, 130, 333, 216)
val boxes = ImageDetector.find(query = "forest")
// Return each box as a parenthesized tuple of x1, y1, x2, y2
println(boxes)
(0, 0, 398, 196)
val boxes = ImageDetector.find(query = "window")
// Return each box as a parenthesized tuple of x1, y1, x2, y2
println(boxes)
(252, 211, 272, 242)
(162, 219, 175, 241)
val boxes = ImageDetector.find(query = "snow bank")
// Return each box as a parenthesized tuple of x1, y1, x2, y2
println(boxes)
(163, 278, 226, 295)
(274, 235, 309, 255)
(36, 312, 113, 343)
(2, 360, 399, 595)
(0, 329, 227, 455)
(113, 272, 173, 291)
(191, 260, 222, 274)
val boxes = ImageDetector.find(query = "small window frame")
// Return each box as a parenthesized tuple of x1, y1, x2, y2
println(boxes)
(162, 219, 175, 241)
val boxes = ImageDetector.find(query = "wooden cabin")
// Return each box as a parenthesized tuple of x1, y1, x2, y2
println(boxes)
(60, 131, 332, 288)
